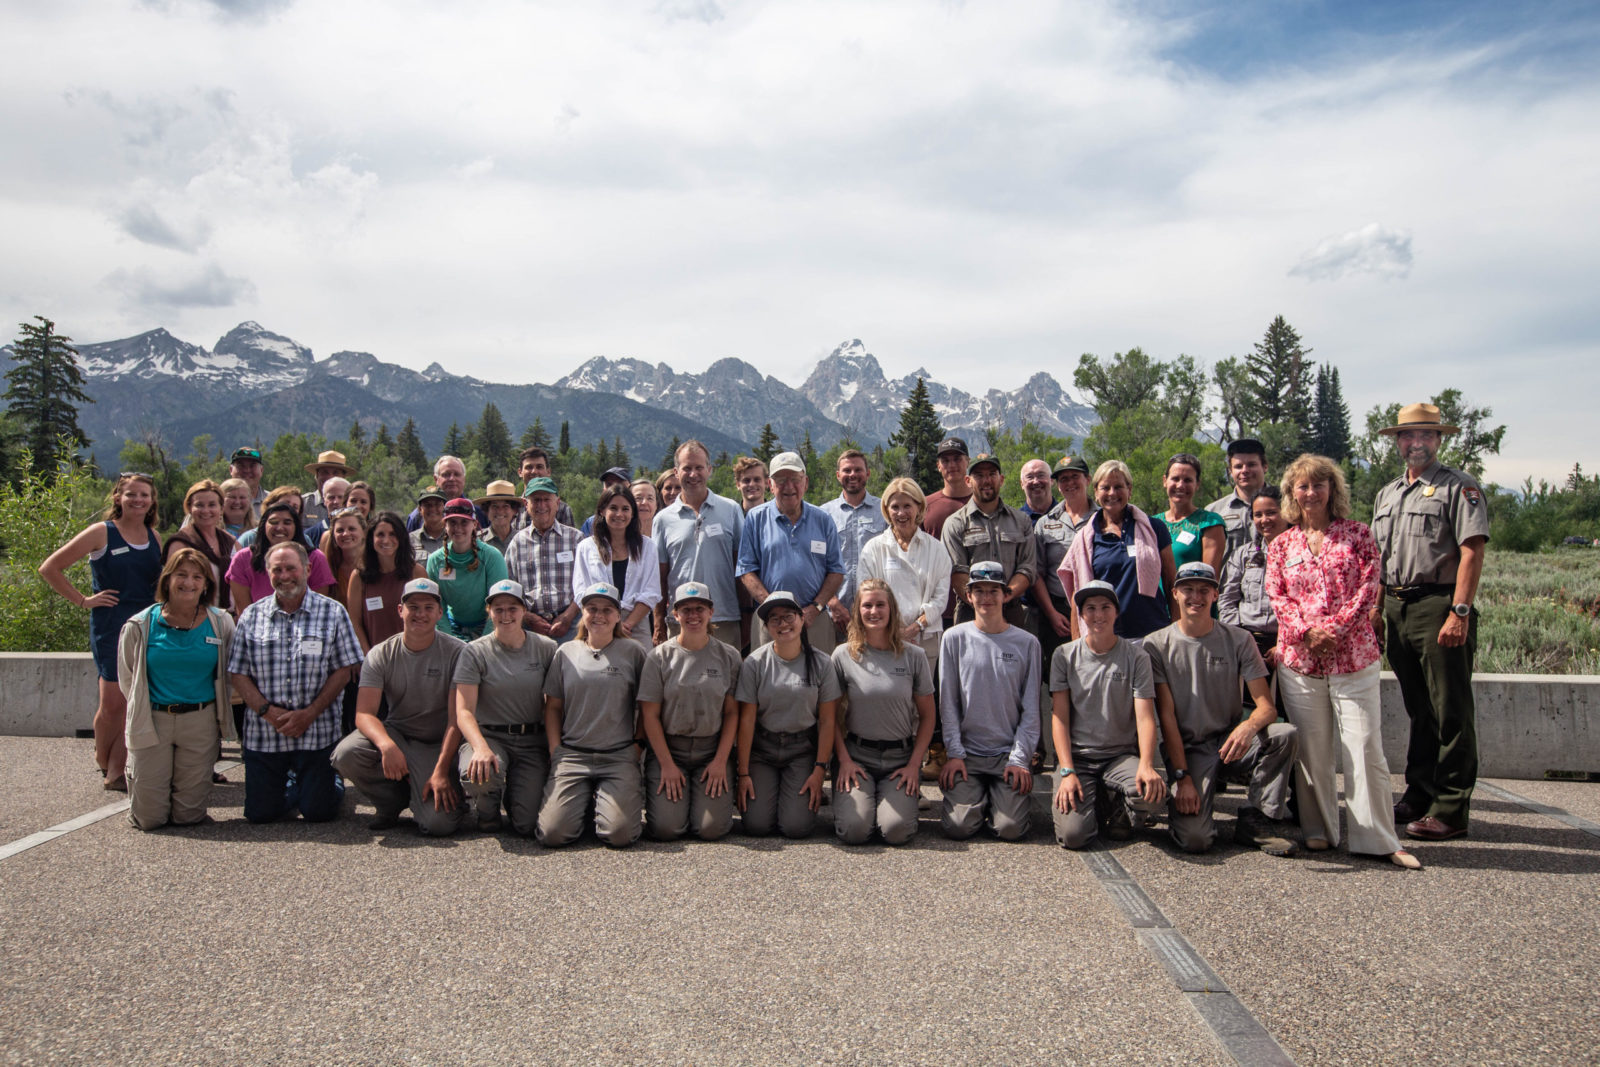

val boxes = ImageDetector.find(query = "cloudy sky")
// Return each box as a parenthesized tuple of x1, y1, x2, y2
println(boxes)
(3, 0, 1596, 485)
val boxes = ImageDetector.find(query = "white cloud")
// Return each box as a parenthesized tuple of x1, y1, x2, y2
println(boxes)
(1290, 223, 1413, 282)
(0, 0, 1596, 485)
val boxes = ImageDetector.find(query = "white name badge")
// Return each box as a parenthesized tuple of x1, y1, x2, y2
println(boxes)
(1126, 545, 1138, 559)
(1176, 530, 1196, 546)
(704, 523, 724, 537)
(111, 546, 130, 556)
(810, 540, 827, 555)
(365, 596, 384, 611)
(1288, 554, 1307, 569)
(299, 638, 323, 656)
(556, 550, 574, 563)
(205, 636, 222, 646)
(885, 558, 906, 571)
(438, 571, 456, 581)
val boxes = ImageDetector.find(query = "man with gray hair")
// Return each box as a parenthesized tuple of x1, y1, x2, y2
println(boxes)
(227, 540, 363, 824)
(737, 451, 844, 653)
(408, 455, 486, 530)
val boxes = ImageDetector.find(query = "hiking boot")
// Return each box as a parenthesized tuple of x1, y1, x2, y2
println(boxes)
(1234, 805, 1299, 857)
(1104, 801, 1134, 841)
(921, 743, 947, 782)
(368, 811, 402, 832)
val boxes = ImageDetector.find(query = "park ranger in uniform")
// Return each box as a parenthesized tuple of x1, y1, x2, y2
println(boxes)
(1370, 402, 1490, 842)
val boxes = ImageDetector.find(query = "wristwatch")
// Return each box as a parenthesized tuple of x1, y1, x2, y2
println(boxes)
(1170, 767, 1189, 783)
(1451, 603, 1472, 618)
(1058, 767, 1076, 778)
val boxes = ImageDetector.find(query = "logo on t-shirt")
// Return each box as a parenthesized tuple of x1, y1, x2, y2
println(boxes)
(425, 668, 442, 678)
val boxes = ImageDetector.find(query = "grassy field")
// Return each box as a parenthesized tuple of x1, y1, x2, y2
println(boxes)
(1473, 546, 1600, 674)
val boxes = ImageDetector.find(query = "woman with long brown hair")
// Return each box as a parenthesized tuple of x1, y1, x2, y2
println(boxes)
(162, 479, 238, 613)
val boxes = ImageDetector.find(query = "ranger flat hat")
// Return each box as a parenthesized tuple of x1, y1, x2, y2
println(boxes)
(1380, 402, 1459, 436)
(304, 450, 356, 476)
(475, 480, 522, 506)
(1051, 455, 1090, 477)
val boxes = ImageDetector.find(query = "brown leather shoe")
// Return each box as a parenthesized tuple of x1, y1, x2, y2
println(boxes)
(1405, 815, 1467, 841)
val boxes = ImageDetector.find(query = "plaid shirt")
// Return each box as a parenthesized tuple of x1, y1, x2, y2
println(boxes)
(503, 521, 581, 617)
(226, 590, 363, 753)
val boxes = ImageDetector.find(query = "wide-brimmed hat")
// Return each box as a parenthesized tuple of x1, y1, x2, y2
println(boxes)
(402, 577, 442, 603)
(967, 560, 1008, 589)
(475, 480, 521, 506)
(1051, 455, 1090, 478)
(1073, 579, 1119, 611)
(756, 590, 804, 621)
(580, 581, 622, 608)
(304, 450, 356, 476)
(484, 579, 526, 607)
(673, 581, 714, 609)
(1173, 561, 1218, 588)
(1380, 403, 1459, 437)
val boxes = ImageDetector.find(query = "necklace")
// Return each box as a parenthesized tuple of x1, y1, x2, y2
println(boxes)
(162, 604, 202, 630)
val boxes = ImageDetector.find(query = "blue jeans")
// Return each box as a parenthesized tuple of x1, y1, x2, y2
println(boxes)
(243, 742, 344, 823)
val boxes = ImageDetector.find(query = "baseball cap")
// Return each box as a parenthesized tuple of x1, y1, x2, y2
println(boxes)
(1174, 561, 1218, 587)
(936, 436, 969, 458)
(402, 578, 442, 603)
(767, 452, 806, 477)
(485, 579, 526, 606)
(967, 560, 1008, 588)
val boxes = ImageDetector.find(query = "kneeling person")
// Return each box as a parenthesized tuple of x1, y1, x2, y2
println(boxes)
(1145, 562, 1299, 855)
(1049, 581, 1166, 848)
(454, 580, 557, 834)
(332, 579, 467, 835)
(639, 582, 743, 841)
(937, 561, 1040, 840)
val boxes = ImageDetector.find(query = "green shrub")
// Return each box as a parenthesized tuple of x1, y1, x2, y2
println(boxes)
(0, 450, 104, 652)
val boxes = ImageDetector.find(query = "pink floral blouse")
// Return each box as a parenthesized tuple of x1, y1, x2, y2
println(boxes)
(1264, 519, 1382, 676)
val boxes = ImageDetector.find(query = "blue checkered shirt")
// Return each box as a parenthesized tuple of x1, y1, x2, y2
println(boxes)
(226, 590, 363, 753)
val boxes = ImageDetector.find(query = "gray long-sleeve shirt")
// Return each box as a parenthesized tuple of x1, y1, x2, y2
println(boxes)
(937, 622, 1040, 767)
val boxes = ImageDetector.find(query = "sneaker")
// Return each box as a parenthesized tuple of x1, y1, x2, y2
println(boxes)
(1234, 805, 1299, 857)
(921, 743, 947, 782)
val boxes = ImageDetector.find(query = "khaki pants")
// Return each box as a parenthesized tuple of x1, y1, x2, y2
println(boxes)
(645, 734, 735, 841)
(833, 736, 921, 845)
(126, 706, 220, 830)
(332, 730, 465, 836)
(537, 745, 643, 848)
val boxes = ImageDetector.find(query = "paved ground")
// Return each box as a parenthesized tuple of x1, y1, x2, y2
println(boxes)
(1, 736, 1597, 1066)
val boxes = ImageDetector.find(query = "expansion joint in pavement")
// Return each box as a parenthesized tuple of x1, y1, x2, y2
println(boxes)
(1476, 781, 1600, 840)
(1078, 847, 1297, 1067)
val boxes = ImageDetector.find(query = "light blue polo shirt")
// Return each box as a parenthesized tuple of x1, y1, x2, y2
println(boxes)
(736, 500, 844, 606)
(820, 493, 886, 609)
(654, 491, 744, 623)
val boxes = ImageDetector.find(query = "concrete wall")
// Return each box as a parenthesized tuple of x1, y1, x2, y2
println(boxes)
(4, 652, 1598, 780)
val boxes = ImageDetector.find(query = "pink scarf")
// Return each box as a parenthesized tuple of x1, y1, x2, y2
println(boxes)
(1057, 505, 1163, 604)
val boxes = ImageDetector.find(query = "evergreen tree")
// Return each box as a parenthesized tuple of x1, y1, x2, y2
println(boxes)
(714, 450, 730, 470)
(3, 316, 93, 474)
(559, 420, 571, 454)
(595, 438, 611, 471)
(1245, 316, 1314, 452)
(1311, 365, 1351, 460)
(612, 436, 629, 474)
(521, 417, 552, 452)
(375, 422, 395, 453)
(888, 377, 944, 494)
(661, 435, 682, 472)
(397, 418, 427, 473)
(442, 422, 464, 457)
(754, 424, 780, 466)
(799, 430, 818, 478)
(348, 420, 367, 451)
(475, 402, 515, 476)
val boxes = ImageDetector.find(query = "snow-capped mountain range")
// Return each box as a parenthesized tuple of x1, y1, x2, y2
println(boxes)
(6, 323, 1096, 461)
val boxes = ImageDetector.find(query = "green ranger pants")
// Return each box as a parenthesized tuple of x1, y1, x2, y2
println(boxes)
(1384, 593, 1477, 826)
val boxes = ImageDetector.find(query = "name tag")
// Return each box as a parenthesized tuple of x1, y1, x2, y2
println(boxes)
(705, 523, 724, 537)
(556, 550, 574, 563)
(1288, 554, 1307, 569)
(365, 596, 384, 610)
(1126, 545, 1138, 559)
(438, 571, 456, 581)
(111, 546, 130, 556)
(811, 540, 826, 555)
(885, 558, 905, 571)
(205, 636, 222, 646)
(300, 638, 323, 656)
(1175, 530, 1196, 546)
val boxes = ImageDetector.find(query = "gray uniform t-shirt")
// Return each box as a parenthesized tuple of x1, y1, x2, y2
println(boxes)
(1048, 638, 1153, 759)
(831, 643, 934, 742)
(735, 644, 842, 734)
(638, 639, 743, 738)
(359, 632, 466, 744)
(937, 623, 1041, 766)
(454, 632, 558, 727)
(543, 638, 647, 751)
(1142, 622, 1267, 746)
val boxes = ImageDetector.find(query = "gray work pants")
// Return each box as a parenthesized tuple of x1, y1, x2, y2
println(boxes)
(537, 745, 643, 848)
(458, 728, 550, 836)
(331, 729, 465, 836)
(1168, 723, 1297, 853)
(1052, 751, 1162, 849)
(645, 734, 735, 841)
(940, 752, 1032, 841)
(743, 729, 820, 839)
(833, 736, 921, 845)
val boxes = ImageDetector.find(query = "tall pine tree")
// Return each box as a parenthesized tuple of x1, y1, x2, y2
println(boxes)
(475, 402, 515, 476)
(1245, 316, 1315, 459)
(375, 422, 395, 453)
(1311, 365, 1351, 460)
(521, 418, 552, 452)
(3, 316, 93, 474)
(442, 423, 464, 457)
(612, 436, 629, 474)
(754, 424, 780, 466)
(397, 417, 428, 473)
(889, 377, 944, 494)
(558, 420, 571, 454)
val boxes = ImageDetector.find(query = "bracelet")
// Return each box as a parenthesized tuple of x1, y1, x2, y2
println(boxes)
(813, 761, 828, 771)
(738, 772, 752, 779)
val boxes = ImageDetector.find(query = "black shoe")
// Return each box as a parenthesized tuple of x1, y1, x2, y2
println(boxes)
(1234, 805, 1299, 857)
(1393, 799, 1424, 825)
(368, 812, 402, 832)
(1104, 803, 1134, 841)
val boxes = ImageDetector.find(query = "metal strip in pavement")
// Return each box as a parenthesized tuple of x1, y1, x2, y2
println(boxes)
(1079, 847, 1296, 1066)
(1476, 781, 1600, 840)
(0, 760, 241, 863)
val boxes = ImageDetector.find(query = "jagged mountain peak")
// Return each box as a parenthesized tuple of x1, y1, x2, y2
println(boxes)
(213, 321, 314, 366)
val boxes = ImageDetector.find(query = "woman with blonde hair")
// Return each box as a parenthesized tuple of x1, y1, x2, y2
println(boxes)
(39, 472, 164, 790)
(218, 477, 254, 538)
(654, 468, 681, 510)
(1265, 454, 1420, 870)
(162, 479, 239, 613)
(1056, 460, 1176, 642)
(829, 579, 936, 845)
(117, 547, 237, 829)
(856, 476, 952, 667)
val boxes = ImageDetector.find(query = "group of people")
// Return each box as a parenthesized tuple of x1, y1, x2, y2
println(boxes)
(38, 401, 1487, 866)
